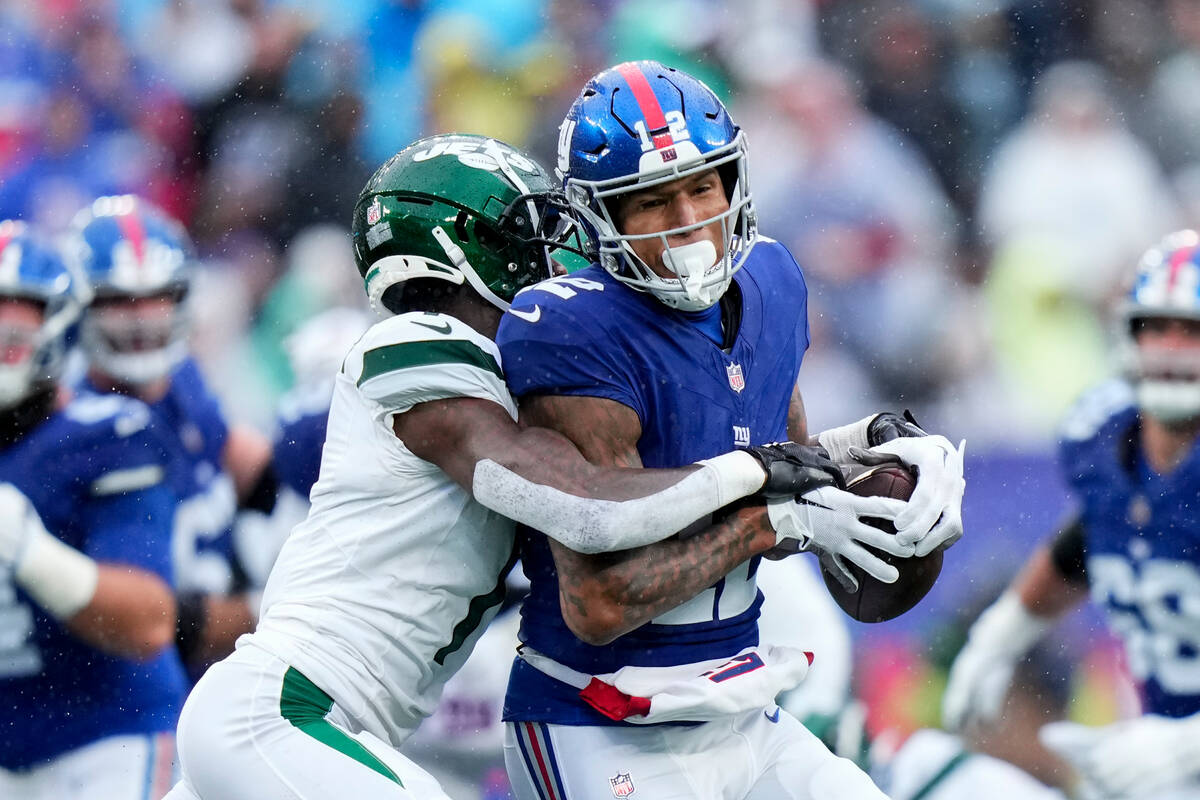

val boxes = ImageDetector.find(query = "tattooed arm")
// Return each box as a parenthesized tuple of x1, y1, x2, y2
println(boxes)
(518, 394, 778, 646)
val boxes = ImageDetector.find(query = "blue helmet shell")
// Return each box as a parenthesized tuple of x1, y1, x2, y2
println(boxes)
(0, 220, 86, 406)
(556, 61, 757, 310)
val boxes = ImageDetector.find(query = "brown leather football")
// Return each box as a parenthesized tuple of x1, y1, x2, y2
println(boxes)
(821, 463, 943, 623)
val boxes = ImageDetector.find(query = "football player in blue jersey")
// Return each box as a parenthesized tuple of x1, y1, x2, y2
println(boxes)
(495, 60, 967, 800)
(68, 195, 278, 677)
(943, 230, 1200, 799)
(0, 220, 185, 799)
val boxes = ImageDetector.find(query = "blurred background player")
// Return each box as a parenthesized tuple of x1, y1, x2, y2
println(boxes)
(943, 230, 1200, 799)
(496, 59, 964, 800)
(254, 305, 374, 575)
(0, 220, 183, 799)
(163, 133, 830, 800)
(758, 557, 1065, 800)
(68, 195, 277, 677)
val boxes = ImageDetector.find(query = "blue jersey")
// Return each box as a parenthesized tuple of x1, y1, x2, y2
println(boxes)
(85, 358, 238, 596)
(0, 392, 186, 769)
(1059, 380, 1200, 718)
(273, 381, 333, 499)
(496, 239, 810, 725)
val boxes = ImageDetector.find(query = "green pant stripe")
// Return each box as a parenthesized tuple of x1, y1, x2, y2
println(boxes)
(279, 667, 403, 787)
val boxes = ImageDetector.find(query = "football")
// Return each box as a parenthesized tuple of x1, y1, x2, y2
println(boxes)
(821, 463, 943, 623)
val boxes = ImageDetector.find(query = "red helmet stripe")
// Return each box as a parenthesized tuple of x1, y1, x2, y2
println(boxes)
(116, 208, 146, 266)
(615, 63, 675, 150)
(1166, 243, 1200, 295)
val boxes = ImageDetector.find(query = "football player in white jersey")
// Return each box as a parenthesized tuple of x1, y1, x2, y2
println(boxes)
(162, 134, 860, 800)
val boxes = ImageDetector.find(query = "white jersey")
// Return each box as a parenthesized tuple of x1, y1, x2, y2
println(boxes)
(249, 312, 519, 747)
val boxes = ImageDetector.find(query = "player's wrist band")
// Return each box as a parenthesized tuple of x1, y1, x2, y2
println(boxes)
(816, 416, 875, 464)
(697, 450, 773, 505)
(817, 411, 929, 464)
(15, 524, 99, 620)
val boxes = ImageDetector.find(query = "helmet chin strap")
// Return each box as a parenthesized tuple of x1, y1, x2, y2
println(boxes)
(660, 240, 720, 310)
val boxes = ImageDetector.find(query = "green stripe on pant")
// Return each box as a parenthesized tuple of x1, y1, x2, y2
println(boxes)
(279, 667, 403, 787)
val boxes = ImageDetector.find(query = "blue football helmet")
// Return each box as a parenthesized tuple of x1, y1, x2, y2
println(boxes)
(69, 195, 194, 385)
(0, 220, 87, 408)
(1121, 229, 1200, 422)
(557, 60, 757, 311)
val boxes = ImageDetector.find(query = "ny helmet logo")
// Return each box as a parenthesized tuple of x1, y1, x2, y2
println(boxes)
(726, 362, 745, 393)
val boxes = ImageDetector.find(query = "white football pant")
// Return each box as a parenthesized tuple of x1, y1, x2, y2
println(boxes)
(163, 642, 451, 800)
(505, 705, 889, 800)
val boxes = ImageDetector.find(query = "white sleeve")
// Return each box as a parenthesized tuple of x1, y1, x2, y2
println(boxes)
(470, 450, 765, 553)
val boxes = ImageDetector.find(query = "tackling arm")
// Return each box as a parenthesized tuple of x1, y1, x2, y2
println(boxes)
(393, 395, 771, 554)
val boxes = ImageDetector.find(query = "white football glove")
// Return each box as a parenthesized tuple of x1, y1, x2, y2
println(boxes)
(851, 435, 966, 557)
(0, 482, 39, 572)
(942, 591, 1052, 732)
(1041, 715, 1200, 799)
(767, 485, 912, 592)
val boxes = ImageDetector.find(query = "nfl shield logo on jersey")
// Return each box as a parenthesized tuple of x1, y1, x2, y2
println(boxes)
(609, 772, 635, 798)
(726, 362, 745, 393)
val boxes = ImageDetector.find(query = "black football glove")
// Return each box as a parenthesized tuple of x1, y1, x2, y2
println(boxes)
(866, 409, 929, 445)
(740, 442, 845, 498)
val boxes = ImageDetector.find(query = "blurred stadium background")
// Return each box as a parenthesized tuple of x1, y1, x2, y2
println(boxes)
(5, 0, 1195, 788)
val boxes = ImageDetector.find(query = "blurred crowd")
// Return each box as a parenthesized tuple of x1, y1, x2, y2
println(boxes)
(3, 0, 1197, 441)
(3, 0, 1195, 789)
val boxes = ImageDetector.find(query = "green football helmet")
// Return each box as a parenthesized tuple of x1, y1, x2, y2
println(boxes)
(352, 133, 582, 313)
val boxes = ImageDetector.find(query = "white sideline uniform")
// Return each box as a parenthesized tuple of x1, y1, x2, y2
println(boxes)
(165, 313, 519, 800)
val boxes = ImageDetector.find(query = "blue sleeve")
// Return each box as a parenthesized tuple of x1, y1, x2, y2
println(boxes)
(81, 482, 177, 584)
(497, 290, 645, 420)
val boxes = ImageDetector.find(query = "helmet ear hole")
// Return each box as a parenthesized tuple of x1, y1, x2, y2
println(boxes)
(473, 220, 507, 254)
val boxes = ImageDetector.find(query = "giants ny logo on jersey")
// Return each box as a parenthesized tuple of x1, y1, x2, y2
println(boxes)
(732, 425, 750, 447)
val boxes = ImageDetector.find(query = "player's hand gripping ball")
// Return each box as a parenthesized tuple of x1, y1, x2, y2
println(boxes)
(821, 463, 943, 622)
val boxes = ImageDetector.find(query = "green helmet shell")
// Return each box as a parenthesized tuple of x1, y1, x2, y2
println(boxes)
(352, 133, 571, 313)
